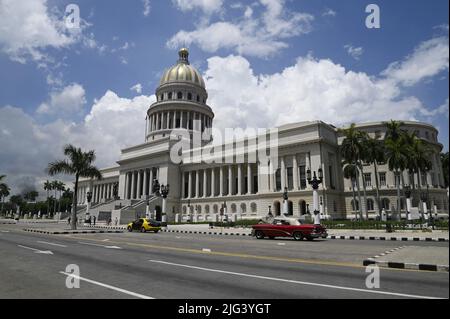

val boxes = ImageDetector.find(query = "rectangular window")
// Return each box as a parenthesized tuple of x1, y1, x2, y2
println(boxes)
(394, 173, 401, 187)
(275, 169, 282, 191)
(299, 166, 307, 190)
(287, 167, 294, 190)
(364, 173, 372, 187)
(328, 165, 335, 189)
(379, 172, 386, 186)
(421, 173, 427, 186)
(253, 175, 258, 194)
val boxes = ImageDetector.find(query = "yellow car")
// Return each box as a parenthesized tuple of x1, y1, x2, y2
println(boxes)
(127, 218, 161, 233)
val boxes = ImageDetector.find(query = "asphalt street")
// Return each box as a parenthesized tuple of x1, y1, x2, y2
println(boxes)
(0, 223, 448, 299)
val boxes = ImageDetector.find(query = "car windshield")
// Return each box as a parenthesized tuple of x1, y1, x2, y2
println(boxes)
(273, 219, 302, 226)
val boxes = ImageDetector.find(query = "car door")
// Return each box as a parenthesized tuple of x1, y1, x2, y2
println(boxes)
(133, 219, 143, 230)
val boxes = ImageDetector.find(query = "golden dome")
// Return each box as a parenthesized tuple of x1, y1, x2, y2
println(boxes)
(159, 48, 205, 88)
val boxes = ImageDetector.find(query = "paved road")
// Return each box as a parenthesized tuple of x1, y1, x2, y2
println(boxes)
(0, 224, 448, 299)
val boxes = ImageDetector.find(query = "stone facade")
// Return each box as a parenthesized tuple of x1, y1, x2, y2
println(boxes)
(75, 49, 449, 223)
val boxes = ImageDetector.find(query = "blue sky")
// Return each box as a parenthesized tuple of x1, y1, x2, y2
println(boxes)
(0, 0, 448, 194)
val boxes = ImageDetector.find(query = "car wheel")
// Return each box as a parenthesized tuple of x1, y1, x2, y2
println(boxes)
(255, 230, 265, 239)
(154, 230, 159, 233)
(268, 236, 275, 240)
(293, 232, 303, 241)
(140, 227, 146, 233)
(306, 236, 314, 241)
(127, 226, 132, 232)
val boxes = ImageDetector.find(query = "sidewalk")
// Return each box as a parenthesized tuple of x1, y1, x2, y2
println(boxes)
(364, 246, 449, 272)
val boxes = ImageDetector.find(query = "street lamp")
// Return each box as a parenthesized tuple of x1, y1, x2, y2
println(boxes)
(85, 191, 92, 223)
(282, 187, 289, 216)
(307, 168, 323, 225)
(152, 179, 169, 224)
(404, 185, 412, 220)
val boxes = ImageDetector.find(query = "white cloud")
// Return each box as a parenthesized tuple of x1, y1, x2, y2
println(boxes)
(204, 54, 436, 132)
(0, 0, 94, 64)
(172, 0, 223, 14)
(168, 0, 314, 58)
(36, 83, 86, 116)
(382, 36, 449, 87)
(344, 44, 364, 60)
(0, 91, 155, 195)
(322, 8, 336, 17)
(130, 83, 143, 94)
(142, 0, 151, 16)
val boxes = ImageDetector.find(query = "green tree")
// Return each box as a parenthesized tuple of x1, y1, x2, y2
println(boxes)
(0, 184, 10, 215)
(363, 135, 385, 218)
(48, 145, 102, 230)
(339, 124, 367, 219)
(343, 162, 359, 220)
(24, 190, 39, 202)
(44, 180, 52, 217)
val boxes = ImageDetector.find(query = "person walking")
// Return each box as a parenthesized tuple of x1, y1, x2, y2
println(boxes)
(93, 215, 96, 226)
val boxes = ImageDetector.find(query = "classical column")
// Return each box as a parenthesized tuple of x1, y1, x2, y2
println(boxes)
(137, 170, 142, 199)
(293, 155, 299, 190)
(228, 165, 233, 196)
(124, 173, 129, 199)
(143, 169, 148, 197)
(247, 163, 252, 194)
(281, 157, 286, 190)
(195, 170, 200, 198)
(211, 168, 216, 197)
(238, 164, 243, 195)
(131, 171, 136, 199)
(219, 167, 224, 196)
(149, 169, 154, 194)
(166, 112, 170, 129)
(180, 111, 184, 129)
(188, 171, 193, 199)
(187, 112, 191, 130)
(306, 153, 311, 189)
(203, 169, 207, 198)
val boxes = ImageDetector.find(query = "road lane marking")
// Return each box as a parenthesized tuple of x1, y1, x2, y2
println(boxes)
(65, 236, 444, 273)
(277, 243, 286, 246)
(202, 248, 212, 252)
(148, 260, 444, 299)
(59, 272, 154, 299)
(37, 241, 67, 248)
(17, 245, 53, 255)
(78, 242, 122, 249)
(1, 230, 10, 233)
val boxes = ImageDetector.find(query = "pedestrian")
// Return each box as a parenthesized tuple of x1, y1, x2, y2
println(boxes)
(68, 217, 71, 225)
(108, 217, 112, 226)
(114, 217, 118, 226)
(88, 216, 92, 226)
(93, 216, 96, 226)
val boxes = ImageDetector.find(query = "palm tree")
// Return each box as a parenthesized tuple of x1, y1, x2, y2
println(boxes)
(339, 123, 366, 219)
(385, 137, 408, 217)
(44, 180, 52, 216)
(441, 152, 449, 188)
(48, 145, 102, 230)
(363, 135, 385, 219)
(51, 180, 59, 216)
(384, 120, 405, 142)
(343, 162, 359, 220)
(0, 185, 10, 216)
(56, 181, 66, 215)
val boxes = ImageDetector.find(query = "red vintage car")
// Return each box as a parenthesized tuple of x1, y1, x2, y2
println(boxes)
(252, 218, 328, 241)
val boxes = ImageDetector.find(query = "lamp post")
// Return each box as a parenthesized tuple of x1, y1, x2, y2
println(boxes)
(152, 179, 169, 223)
(307, 168, 323, 225)
(282, 187, 289, 216)
(85, 191, 92, 223)
(187, 199, 191, 223)
(404, 185, 412, 220)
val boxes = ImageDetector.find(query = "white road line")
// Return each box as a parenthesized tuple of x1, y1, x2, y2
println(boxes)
(59, 272, 154, 299)
(17, 245, 53, 255)
(78, 242, 122, 249)
(1, 230, 10, 233)
(37, 241, 67, 248)
(148, 260, 443, 300)
(202, 248, 212, 252)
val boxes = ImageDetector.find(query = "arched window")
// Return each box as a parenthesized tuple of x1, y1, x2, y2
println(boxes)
(187, 93, 192, 100)
(160, 94, 164, 101)
(177, 91, 183, 99)
(182, 206, 187, 214)
(205, 205, 210, 214)
(299, 200, 307, 215)
(251, 203, 257, 213)
(351, 199, 359, 212)
(240, 203, 247, 214)
(231, 204, 237, 214)
(213, 204, 218, 214)
(333, 201, 337, 213)
(168, 92, 173, 100)
(381, 198, 390, 210)
(197, 95, 200, 102)
(367, 199, 374, 211)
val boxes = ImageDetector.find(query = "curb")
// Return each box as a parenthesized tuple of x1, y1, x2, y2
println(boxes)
(363, 246, 449, 272)
(363, 259, 449, 272)
(82, 225, 126, 230)
(0, 222, 16, 225)
(329, 235, 448, 242)
(162, 229, 251, 237)
(23, 228, 123, 235)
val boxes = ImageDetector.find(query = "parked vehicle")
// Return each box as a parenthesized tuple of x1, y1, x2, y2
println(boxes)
(127, 218, 161, 233)
(252, 217, 327, 241)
